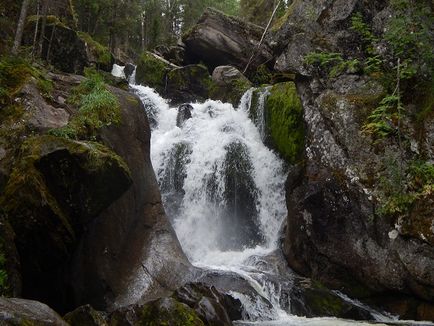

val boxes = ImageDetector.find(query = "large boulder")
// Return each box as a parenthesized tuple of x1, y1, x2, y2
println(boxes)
(166, 64, 213, 104)
(24, 19, 114, 74)
(70, 84, 192, 311)
(182, 8, 274, 75)
(211, 66, 252, 106)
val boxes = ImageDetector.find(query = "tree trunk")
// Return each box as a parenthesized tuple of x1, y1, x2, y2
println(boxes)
(12, 0, 31, 54)
(37, 0, 49, 58)
(32, 0, 41, 57)
(141, 13, 145, 52)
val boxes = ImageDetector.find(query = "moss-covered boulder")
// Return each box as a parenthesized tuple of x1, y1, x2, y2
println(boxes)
(135, 51, 173, 93)
(109, 298, 204, 326)
(78, 32, 114, 72)
(210, 65, 252, 106)
(264, 82, 304, 164)
(290, 280, 373, 320)
(64, 304, 107, 326)
(23, 19, 114, 74)
(166, 64, 214, 104)
(0, 135, 132, 306)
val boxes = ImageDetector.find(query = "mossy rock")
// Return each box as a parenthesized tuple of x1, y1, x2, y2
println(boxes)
(139, 298, 204, 326)
(210, 65, 252, 106)
(109, 298, 205, 326)
(136, 52, 172, 93)
(166, 64, 214, 104)
(265, 82, 305, 164)
(0, 135, 132, 303)
(77, 32, 114, 71)
(64, 304, 107, 326)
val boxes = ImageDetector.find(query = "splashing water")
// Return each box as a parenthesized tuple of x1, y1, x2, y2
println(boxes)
(130, 82, 428, 326)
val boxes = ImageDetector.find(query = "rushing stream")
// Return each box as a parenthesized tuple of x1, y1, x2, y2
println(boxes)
(123, 68, 432, 325)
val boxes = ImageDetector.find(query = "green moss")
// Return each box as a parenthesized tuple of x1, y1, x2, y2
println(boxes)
(265, 82, 304, 164)
(305, 288, 346, 316)
(0, 56, 34, 106)
(77, 32, 112, 67)
(136, 52, 170, 92)
(0, 136, 74, 235)
(139, 298, 204, 326)
(26, 15, 68, 29)
(50, 69, 121, 140)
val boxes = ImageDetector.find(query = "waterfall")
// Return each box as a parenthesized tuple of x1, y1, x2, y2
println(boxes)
(130, 83, 420, 326)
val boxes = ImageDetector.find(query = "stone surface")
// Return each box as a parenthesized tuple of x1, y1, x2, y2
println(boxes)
(183, 8, 273, 75)
(165, 64, 213, 104)
(71, 85, 192, 311)
(176, 104, 193, 128)
(211, 66, 252, 106)
(0, 297, 68, 325)
(64, 304, 108, 326)
(108, 297, 204, 326)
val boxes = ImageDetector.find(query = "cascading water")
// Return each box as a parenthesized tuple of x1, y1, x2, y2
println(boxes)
(129, 81, 429, 326)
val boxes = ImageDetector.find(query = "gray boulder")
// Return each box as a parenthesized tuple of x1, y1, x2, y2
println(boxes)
(211, 66, 252, 106)
(0, 297, 68, 325)
(183, 8, 274, 75)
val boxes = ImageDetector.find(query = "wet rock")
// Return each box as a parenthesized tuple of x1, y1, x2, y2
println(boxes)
(290, 279, 373, 320)
(174, 282, 238, 325)
(211, 66, 252, 106)
(176, 104, 193, 128)
(183, 8, 273, 74)
(124, 63, 136, 81)
(0, 297, 68, 325)
(220, 141, 262, 249)
(196, 269, 270, 320)
(159, 142, 192, 221)
(64, 304, 108, 326)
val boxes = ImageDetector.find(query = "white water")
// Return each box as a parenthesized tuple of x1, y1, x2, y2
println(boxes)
(130, 82, 431, 326)
(111, 64, 126, 79)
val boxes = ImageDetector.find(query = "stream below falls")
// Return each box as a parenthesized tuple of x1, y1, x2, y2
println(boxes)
(129, 81, 431, 326)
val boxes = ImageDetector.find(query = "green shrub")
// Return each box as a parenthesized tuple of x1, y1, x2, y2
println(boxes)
(50, 68, 120, 140)
(305, 52, 361, 78)
(386, 0, 434, 80)
(362, 95, 402, 142)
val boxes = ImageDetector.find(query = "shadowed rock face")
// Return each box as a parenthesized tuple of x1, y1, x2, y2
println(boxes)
(182, 8, 274, 75)
(71, 86, 192, 311)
